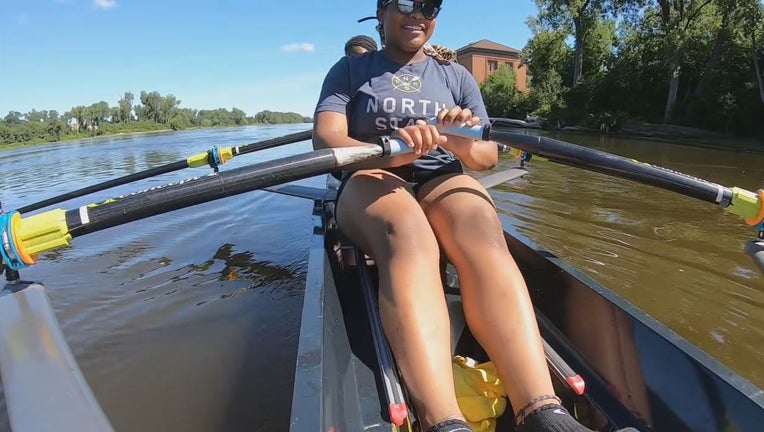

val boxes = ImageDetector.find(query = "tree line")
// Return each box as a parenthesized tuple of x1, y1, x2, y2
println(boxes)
(479, 0, 764, 138)
(0, 91, 312, 147)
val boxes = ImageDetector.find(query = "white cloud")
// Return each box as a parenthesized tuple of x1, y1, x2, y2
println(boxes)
(280, 43, 315, 53)
(93, 0, 117, 10)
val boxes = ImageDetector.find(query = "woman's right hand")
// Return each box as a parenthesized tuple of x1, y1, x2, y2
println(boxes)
(391, 120, 447, 156)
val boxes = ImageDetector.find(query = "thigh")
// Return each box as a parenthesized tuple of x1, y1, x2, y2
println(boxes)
(337, 169, 437, 259)
(417, 173, 507, 256)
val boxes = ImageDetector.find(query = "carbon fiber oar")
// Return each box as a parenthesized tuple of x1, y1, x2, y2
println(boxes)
(1, 143, 387, 270)
(17, 130, 313, 214)
(436, 122, 763, 224)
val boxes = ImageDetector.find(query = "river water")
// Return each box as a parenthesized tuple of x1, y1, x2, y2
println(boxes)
(1, 126, 762, 431)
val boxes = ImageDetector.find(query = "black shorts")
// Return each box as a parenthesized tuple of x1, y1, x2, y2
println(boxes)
(336, 159, 464, 199)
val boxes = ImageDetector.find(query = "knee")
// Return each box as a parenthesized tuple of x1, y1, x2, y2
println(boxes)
(381, 216, 440, 264)
(433, 202, 502, 243)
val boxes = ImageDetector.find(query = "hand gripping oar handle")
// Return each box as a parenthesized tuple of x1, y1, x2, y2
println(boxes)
(16, 130, 313, 214)
(431, 120, 490, 141)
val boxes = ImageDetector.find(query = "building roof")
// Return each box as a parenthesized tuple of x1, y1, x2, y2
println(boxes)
(456, 39, 522, 56)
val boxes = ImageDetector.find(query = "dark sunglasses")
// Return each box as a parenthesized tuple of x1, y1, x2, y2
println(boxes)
(381, 0, 442, 20)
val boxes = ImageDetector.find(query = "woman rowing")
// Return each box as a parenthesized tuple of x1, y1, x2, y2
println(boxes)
(314, 1, 637, 431)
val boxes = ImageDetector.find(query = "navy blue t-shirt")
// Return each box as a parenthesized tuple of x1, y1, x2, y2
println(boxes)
(315, 51, 488, 172)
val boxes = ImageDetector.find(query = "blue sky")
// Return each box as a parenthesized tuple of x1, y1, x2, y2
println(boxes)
(0, 0, 539, 118)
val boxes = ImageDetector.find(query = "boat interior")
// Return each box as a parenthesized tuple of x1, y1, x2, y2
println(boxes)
(289, 187, 764, 432)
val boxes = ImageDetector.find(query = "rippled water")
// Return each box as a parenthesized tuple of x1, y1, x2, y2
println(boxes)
(1, 127, 763, 431)
(490, 132, 764, 388)
(1, 126, 317, 431)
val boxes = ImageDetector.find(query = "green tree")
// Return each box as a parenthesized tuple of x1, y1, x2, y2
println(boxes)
(536, 0, 602, 84)
(140, 91, 162, 123)
(87, 101, 110, 124)
(524, 19, 573, 87)
(231, 107, 247, 126)
(652, 0, 716, 121)
(118, 91, 134, 123)
(479, 66, 529, 118)
(4, 111, 23, 124)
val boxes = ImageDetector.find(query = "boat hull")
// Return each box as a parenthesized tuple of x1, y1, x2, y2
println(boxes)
(291, 189, 764, 432)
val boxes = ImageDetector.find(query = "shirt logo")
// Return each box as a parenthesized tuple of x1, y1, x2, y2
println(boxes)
(391, 73, 422, 93)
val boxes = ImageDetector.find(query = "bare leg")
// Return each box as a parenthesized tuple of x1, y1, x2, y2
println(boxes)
(337, 169, 462, 429)
(417, 174, 555, 413)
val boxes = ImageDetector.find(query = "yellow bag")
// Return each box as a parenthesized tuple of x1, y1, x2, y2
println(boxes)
(452, 356, 507, 432)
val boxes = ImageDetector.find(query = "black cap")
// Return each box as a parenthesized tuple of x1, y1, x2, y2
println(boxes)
(358, 0, 385, 22)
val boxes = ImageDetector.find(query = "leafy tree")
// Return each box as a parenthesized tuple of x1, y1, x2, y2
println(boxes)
(231, 108, 247, 126)
(252, 110, 307, 124)
(480, 66, 530, 118)
(524, 19, 573, 88)
(26, 109, 48, 123)
(536, 0, 600, 84)
(139, 91, 162, 123)
(4, 111, 23, 124)
(87, 101, 110, 124)
(117, 92, 134, 123)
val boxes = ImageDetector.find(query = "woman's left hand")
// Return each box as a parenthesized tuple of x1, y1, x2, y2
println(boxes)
(434, 107, 497, 171)
(436, 107, 481, 128)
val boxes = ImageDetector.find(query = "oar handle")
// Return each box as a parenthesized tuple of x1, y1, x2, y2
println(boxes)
(382, 120, 491, 155)
(426, 117, 490, 140)
(381, 120, 489, 153)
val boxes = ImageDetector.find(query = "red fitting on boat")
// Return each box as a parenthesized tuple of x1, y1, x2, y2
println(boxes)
(388, 403, 409, 426)
(566, 375, 586, 395)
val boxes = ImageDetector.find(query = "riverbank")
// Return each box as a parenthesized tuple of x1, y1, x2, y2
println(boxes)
(0, 123, 313, 152)
(560, 121, 764, 153)
(0, 128, 174, 151)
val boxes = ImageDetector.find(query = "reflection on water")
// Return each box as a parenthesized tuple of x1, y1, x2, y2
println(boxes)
(490, 131, 764, 387)
(1, 125, 315, 431)
(1, 126, 764, 430)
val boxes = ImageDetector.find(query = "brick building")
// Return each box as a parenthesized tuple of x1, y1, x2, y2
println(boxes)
(456, 39, 527, 92)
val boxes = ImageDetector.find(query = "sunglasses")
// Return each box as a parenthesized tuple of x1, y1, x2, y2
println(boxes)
(381, 0, 442, 20)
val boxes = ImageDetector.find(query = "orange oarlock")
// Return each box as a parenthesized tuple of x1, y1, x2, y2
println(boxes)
(10, 212, 35, 265)
(744, 189, 764, 226)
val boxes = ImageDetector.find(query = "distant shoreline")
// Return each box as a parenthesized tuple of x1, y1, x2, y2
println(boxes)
(491, 117, 763, 153)
(556, 121, 764, 153)
(0, 128, 174, 151)
(0, 123, 312, 152)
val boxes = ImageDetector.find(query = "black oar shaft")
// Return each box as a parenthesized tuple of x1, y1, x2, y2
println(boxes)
(62, 148, 343, 238)
(18, 130, 313, 214)
(489, 130, 733, 207)
(17, 160, 189, 214)
(234, 130, 312, 156)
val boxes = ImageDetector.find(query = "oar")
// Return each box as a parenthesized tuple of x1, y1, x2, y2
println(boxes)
(16, 129, 313, 214)
(438, 123, 764, 272)
(0, 125, 497, 270)
(438, 123, 763, 223)
(0, 143, 395, 270)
